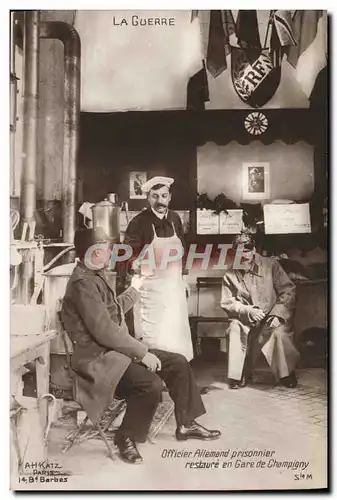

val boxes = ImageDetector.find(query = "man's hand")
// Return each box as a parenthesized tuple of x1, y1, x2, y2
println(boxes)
(131, 275, 145, 291)
(267, 316, 282, 328)
(249, 307, 266, 323)
(141, 352, 162, 372)
(131, 259, 141, 274)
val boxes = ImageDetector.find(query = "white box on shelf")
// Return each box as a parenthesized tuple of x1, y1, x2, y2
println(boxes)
(219, 209, 243, 234)
(197, 210, 219, 235)
(264, 203, 311, 234)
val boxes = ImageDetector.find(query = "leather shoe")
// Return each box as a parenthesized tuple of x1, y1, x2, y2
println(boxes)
(114, 434, 143, 464)
(280, 372, 298, 388)
(176, 421, 221, 441)
(228, 376, 247, 389)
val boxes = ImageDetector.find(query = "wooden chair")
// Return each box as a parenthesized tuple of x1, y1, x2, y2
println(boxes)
(56, 310, 174, 455)
(56, 310, 123, 461)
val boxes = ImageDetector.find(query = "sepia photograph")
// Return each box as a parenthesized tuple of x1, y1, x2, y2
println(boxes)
(129, 171, 147, 199)
(248, 166, 265, 193)
(242, 162, 270, 200)
(9, 8, 328, 492)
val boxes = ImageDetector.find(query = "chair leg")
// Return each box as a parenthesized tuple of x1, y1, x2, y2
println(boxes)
(101, 400, 126, 433)
(147, 403, 174, 444)
(62, 415, 89, 453)
(96, 422, 116, 461)
(196, 337, 202, 357)
(189, 319, 196, 357)
(62, 404, 124, 460)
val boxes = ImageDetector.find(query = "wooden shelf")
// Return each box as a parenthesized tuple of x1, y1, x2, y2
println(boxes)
(12, 240, 73, 249)
(11, 240, 38, 249)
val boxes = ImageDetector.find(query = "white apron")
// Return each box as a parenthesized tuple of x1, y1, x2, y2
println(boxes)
(134, 223, 193, 361)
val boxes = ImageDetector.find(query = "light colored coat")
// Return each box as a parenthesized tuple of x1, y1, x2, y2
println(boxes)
(221, 253, 296, 332)
(221, 254, 298, 380)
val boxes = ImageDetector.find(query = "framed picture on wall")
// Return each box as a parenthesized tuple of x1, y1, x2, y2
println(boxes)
(242, 162, 270, 200)
(129, 171, 147, 199)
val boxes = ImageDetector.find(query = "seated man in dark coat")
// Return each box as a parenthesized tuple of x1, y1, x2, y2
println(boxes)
(62, 228, 220, 464)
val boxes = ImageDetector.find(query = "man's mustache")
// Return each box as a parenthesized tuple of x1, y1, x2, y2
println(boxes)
(155, 203, 167, 208)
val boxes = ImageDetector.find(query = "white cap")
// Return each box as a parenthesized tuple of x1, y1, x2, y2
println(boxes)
(141, 176, 174, 194)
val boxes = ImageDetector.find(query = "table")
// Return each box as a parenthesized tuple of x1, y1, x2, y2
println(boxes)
(11, 330, 58, 428)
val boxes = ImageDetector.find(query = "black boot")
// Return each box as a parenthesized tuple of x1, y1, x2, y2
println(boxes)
(114, 433, 143, 464)
(280, 372, 298, 388)
(176, 421, 221, 441)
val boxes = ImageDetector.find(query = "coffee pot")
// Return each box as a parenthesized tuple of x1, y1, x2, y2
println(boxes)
(91, 194, 120, 243)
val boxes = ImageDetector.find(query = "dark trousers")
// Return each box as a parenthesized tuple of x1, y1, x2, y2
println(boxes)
(115, 349, 206, 442)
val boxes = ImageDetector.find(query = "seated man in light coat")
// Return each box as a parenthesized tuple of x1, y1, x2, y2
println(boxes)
(221, 233, 300, 389)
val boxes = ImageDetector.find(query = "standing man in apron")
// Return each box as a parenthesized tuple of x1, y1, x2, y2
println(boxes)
(124, 177, 193, 361)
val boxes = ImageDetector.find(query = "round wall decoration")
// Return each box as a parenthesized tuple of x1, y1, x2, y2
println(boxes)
(244, 112, 268, 135)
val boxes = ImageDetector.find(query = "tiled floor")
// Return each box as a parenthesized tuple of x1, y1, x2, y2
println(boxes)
(13, 363, 328, 491)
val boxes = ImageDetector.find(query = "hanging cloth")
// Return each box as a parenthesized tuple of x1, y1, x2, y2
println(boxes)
(270, 10, 296, 68)
(207, 11, 226, 77)
(236, 10, 262, 50)
(287, 10, 327, 98)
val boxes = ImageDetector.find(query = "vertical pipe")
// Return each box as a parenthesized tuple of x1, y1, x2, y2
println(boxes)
(19, 11, 40, 303)
(39, 21, 81, 245)
(10, 12, 15, 75)
(20, 10, 40, 229)
(10, 128, 16, 196)
(63, 30, 80, 244)
(10, 13, 15, 196)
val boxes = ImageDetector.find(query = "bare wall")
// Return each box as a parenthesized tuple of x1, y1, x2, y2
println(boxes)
(78, 112, 196, 210)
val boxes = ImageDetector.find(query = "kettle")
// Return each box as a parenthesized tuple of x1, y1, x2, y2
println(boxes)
(92, 195, 120, 243)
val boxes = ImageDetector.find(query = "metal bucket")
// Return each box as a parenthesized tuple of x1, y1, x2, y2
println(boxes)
(43, 263, 117, 394)
(43, 263, 76, 355)
(43, 264, 75, 394)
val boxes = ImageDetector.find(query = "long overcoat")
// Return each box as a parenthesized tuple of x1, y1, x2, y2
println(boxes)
(62, 262, 147, 424)
(221, 254, 299, 379)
